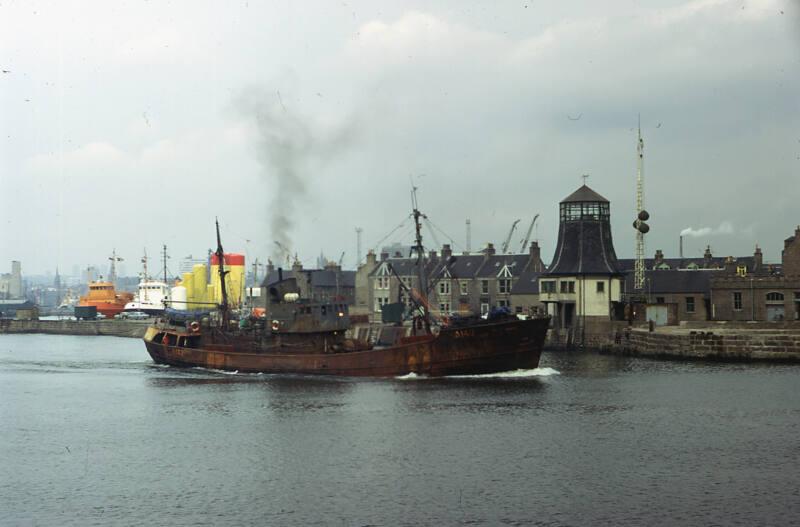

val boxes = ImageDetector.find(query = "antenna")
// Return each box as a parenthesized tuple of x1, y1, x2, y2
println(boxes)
(466, 219, 471, 253)
(633, 115, 650, 291)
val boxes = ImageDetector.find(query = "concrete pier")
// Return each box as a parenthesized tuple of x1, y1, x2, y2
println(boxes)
(0, 319, 149, 339)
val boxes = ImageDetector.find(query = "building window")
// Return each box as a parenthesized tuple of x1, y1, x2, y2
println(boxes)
(498, 299, 508, 308)
(498, 279, 511, 294)
(656, 297, 665, 304)
(439, 303, 450, 313)
(541, 280, 556, 293)
(480, 303, 489, 315)
(560, 281, 575, 294)
(515, 306, 523, 314)
(376, 276, 390, 289)
(375, 296, 389, 312)
(685, 297, 695, 313)
(596, 281, 605, 293)
(733, 292, 743, 311)
(481, 280, 489, 294)
(459, 281, 468, 296)
(766, 292, 784, 302)
(438, 280, 450, 295)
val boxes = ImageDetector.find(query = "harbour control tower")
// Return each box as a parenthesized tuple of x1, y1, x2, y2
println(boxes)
(538, 185, 624, 341)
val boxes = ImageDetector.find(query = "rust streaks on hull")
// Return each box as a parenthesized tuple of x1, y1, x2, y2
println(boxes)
(144, 317, 550, 378)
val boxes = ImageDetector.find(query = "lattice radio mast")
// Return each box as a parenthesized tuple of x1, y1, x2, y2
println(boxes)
(633, 116, 650, 291)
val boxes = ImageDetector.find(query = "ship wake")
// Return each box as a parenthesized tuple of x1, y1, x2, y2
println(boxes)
(448, 367, 560, 379)
(396, 367, 559, 380)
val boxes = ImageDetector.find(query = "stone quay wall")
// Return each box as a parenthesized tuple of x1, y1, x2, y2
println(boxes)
(545, 318, 800, 362)
(618, 327, 800, 362)
(0, 319, 148, 339)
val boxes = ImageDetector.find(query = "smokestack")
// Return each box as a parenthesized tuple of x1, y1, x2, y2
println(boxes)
(679, 235, 683, 259)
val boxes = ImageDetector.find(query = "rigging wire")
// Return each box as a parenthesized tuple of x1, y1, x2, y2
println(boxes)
(367, 214, 412, 253)
(425, 217, 465, 252)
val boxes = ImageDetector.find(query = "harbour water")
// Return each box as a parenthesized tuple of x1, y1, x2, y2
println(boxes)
(1, 334, 799, 526)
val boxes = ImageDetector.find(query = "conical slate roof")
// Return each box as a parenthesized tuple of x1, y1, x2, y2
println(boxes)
(561, 184, 609, 203)
(546, 220, 622, 275)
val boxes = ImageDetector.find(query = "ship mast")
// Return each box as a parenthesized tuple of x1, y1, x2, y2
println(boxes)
(215, 218, 230, 329)
(141, 249, 149, 302)
(108, 249, 123, 286)
(410, 186, 431, 334)
(161, 244, 170, 284)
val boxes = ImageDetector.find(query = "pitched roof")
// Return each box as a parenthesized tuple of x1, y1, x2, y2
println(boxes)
(561, 185, 609, 203)
(474, 254, 531, 278)
(262, 269, 355, 288)
(623, 269, 716, 297)
(510, 269, 542, 294)
(617, 256, 758, 271)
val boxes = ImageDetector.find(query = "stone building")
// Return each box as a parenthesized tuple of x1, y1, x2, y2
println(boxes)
(711, 227, 800, 322)
(538, 185, 625, 334)
(623, 269, 715, 324)
(355, 241, 545, 322)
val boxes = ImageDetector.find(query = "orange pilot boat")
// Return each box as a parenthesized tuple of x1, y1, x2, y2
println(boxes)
(78, 281, 134, 319)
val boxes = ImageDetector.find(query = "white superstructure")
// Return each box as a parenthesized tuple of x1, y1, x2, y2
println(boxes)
(124, 279, 170, 314)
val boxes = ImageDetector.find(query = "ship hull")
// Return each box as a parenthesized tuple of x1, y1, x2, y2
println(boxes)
(78, 301, 127, 319)
(143, 317, 549, 377)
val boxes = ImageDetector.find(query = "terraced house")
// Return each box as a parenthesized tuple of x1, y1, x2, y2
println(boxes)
(354, 241, 545, 322)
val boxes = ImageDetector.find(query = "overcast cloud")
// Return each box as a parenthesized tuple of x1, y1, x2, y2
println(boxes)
(1, 0, 798, 276)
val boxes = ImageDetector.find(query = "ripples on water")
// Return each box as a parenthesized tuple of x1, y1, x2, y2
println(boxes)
(1, 334, 799, 526)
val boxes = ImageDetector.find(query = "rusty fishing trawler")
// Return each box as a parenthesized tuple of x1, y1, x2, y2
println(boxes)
(143, 196, 550, 377)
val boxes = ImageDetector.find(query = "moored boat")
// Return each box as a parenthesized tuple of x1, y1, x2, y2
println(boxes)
(78, 281, 134, 319)
(124, 251, 170, 315)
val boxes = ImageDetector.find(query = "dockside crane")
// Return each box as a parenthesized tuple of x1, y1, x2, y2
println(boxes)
(519, 214, 540, 253)
(501, 219, 521, 254)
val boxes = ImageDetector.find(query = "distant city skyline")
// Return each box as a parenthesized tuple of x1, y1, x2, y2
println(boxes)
(2, 0, 798, 274)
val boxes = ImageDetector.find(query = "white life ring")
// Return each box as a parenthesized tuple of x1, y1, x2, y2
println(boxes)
(189, 321, 200, 332)
(271, 319, 280, 331)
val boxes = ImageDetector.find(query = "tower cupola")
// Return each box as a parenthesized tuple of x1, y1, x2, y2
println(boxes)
(546, 184, 621, 276)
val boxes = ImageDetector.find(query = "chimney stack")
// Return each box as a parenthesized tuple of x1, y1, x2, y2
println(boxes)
(441, 244, 452, 259)
(704, 245, 713, 268)
(529, 241, 542, 271)
(754, 245, 763, 271)
(654, 249, 664, 268)
(484, 243, 496, 256)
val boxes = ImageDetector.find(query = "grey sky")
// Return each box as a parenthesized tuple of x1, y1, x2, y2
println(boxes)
(1, 0, 798, 276)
